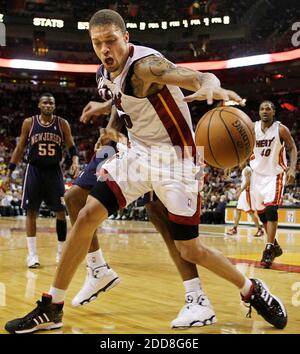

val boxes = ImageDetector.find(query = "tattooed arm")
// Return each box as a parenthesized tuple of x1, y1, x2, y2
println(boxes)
(133, 55, 243, 105)
(94, 106, 127, 151)
(80, 100, 112, 123)
(106, 105, 124, 131)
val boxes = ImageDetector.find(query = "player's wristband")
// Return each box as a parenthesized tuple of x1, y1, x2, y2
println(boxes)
(8, 163, 16, 172)
(68, 145, 78, 158)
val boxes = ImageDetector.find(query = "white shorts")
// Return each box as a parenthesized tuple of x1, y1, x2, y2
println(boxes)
(250, 171, 286, 211)
(99, 146, 201, 225)
(236, 188, 254, 213)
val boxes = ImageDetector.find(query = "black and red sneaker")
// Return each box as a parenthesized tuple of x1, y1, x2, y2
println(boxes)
(241, 278, 287, 329)
(253, 228, 264, 237)
(226, 227, 237, 235)
(274, 240, 283, 258)
(260, 244, 275, 268)
(5, 294, 63, 334)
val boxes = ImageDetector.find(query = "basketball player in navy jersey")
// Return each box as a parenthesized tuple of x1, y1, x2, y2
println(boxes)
(6, 93, 80, 268)
(5, 11, 287, 333)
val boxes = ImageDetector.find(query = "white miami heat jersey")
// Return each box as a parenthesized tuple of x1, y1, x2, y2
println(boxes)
(96, 44, 196, 161)
(250, 121, 287, 176)
(241, 165, 252, 188)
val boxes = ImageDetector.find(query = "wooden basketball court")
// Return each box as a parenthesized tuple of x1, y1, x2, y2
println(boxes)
(0, 216, 299, 334)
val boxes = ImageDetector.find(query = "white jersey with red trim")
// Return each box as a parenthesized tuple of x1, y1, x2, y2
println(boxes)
(97, 44, 196, 161)
(97, 45, 201, 224)
(236, 166, 253, 212)
(250, 121, 287, 176)
(240, 165, 252, 189)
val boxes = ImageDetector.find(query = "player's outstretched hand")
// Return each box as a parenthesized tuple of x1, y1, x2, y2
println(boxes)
(286, 168, 295, 186)
(80, 101, 112, 124)
(236, 188, 242, 200)
(2, 176, 11, 192)
(94, 127, 128, 151)
(69, 162, 80, 179)
(184, 87, 245, 106)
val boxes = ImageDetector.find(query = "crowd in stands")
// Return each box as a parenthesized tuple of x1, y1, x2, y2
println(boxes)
(5, 1, 230, 22)
(7, 0, 296, 30)
(0, 85, 299, 223)
(1, 1, 299, 64)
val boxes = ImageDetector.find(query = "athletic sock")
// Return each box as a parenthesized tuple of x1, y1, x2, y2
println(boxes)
(240, 277, 253, 297)
(26, 236, 37, 256)
(48, 287, 66, 303)
(86, 249, 107, 269)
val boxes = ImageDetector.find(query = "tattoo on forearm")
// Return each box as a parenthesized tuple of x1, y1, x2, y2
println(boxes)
(135, 55, 197, 79)
(172, 67, 196, 78)
(144, 56, 174, 77)
(148, 57, 195, 78)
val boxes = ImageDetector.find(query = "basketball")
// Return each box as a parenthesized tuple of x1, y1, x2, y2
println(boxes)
(195, 106, 255, 169)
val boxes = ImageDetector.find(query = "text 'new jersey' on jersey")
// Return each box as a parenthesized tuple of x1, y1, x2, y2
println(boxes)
(26, 115, 64, 166)
(96, 45, 197, 163)
(250, 120, 287, 176)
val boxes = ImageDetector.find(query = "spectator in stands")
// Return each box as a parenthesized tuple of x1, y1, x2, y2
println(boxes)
(213, 195, 227, 224)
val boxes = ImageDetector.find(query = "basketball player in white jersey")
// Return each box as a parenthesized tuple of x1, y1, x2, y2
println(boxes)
(66, 107, 204, 324)
(227, 165, 264, 237)
(5, 10, 287, 333)
(250, 101, 297, 268)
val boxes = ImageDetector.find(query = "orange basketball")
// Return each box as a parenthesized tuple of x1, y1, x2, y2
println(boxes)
(195, 106, 255, 169)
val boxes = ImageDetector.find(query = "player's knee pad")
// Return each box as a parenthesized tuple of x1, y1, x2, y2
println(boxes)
(265, 205, 278, 222)
(168, 221, 199, 240)
(56, 219, 67, 241)
(258, 212, 267, 224)
(89, 180, 120, 216)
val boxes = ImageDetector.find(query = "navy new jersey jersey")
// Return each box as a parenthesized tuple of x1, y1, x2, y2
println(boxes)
(26, 115, 64, 166)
